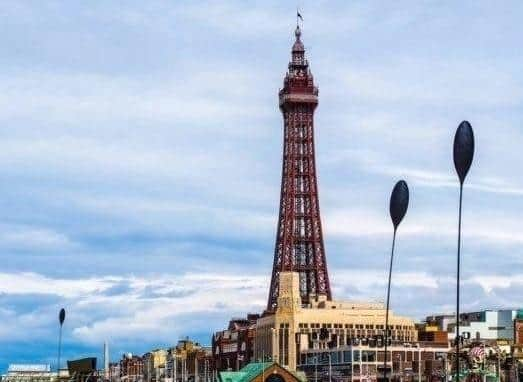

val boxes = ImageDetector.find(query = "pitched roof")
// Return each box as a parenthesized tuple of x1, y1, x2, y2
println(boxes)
(219, 362, 272, 382)
(219, 362, 306, 382)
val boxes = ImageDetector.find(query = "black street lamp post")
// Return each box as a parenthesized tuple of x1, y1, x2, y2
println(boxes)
(384, 180, 409, 382)
(57, 308, 66, 374)
(452, 121, 475, 382)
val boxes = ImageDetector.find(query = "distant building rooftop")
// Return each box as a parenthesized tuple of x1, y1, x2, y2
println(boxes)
(7, 364, 51, 373)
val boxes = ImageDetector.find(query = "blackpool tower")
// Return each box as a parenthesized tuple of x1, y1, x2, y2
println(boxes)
(267, 25, 332, 311)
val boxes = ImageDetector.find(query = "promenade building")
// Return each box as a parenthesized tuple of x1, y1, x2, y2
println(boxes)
(298, 342, 450, 382)
(165, 339, 214, 382)
(109, 362, 121, 382)
(508, 312, 523, 374)
(144, 350, 167, 382)
(254, 272, 416, 372)
(219, 362, 305, 382)
(1, 364, 55, 382)
(515, 313, 523, 345)
(213, 314, 259, 371)
(427, 309, 523, 342)
(120, 354, 144, 382)
(416, 323, 449, 345)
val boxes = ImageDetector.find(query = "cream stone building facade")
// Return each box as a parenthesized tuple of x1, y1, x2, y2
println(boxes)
(144, 349, 167, 382)
(254, 272, 417, 372)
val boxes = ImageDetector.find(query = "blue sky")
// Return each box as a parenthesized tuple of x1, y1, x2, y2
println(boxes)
(1, 0, 523, 373)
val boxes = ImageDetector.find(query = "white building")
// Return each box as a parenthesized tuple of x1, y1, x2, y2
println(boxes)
(2, 364, 55, 382)
(428, 309, 520, 341)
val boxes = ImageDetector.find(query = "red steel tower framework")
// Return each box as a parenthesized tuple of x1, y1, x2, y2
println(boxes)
(267, 26, 332, 311)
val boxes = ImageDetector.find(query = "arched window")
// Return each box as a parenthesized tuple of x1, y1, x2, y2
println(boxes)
(265, 374, 285, 382)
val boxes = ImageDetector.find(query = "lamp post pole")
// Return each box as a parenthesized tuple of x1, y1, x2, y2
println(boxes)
(328, 353, 332, 382)
(396, 354, 403, 382)
(262, 350, 265, 382)
(452, 121, 475, 382)
(315, 355, 318, 382)
(384, 180, 409, 382)
(57, 308, 66, 376)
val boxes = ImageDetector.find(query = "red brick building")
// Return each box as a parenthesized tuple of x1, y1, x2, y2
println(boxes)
(120, 354, 144, 382)
(213, 314, 259, 371)
(514, 317, 523, 345)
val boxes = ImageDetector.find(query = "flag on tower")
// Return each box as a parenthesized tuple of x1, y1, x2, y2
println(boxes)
(297, 11, 303, 21)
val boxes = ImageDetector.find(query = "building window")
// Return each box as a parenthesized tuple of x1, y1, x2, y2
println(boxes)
(362, 351, 376, 362)
(265, 374, 285, 382)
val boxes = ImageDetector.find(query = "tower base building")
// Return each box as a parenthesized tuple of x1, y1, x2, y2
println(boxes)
(255, 272, 417, 372)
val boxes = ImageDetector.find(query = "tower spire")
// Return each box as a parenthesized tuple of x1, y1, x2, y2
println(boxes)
(267, 26, 331, 311)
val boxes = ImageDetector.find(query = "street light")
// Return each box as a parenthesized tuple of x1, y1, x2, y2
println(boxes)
(57, 308, 66, 374)
(384, 180, 409, 382)
(328, 352, 332, 382)
(395, 354, 403, 382)
(314, 355, 318, 382)
(452, 121, 475, 382)
(437, 355, 447, 382)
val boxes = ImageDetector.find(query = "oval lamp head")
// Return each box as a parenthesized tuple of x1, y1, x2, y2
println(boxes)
(453, 121, 475, 184)
(390, 180, 409, 230)
(59, 308, 66, 326)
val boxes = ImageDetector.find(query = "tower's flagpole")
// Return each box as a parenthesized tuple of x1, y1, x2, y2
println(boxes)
(296, 9, 303, 26)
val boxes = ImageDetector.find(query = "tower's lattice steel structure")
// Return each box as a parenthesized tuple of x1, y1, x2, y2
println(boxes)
(267, 26, 332, 311)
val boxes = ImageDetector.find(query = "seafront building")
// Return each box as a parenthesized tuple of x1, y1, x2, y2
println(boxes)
(298, 342, 450, 382)
(143, 349, 167, 382)
(119, 354, 144, 382)
(218, 362, 305, 382)
(213, 315, 259, 371)
(1, 365, 55, 382)
(164, 339, 214, 382)
(254, 272, 416, 372)
(427, 310, 523, 341)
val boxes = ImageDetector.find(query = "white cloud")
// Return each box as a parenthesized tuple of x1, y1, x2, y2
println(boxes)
(0, 271, 268, 344)
(0, 70, 270, 127)
(323, 207, 523, 245)
(334, 269, 438, 290)
(1, 269, 519, 345)
(0, 272, 116, 297)
(467, 275, 523, 294)
(0, 224, 76, 250)
(329, 59, 523, 107)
